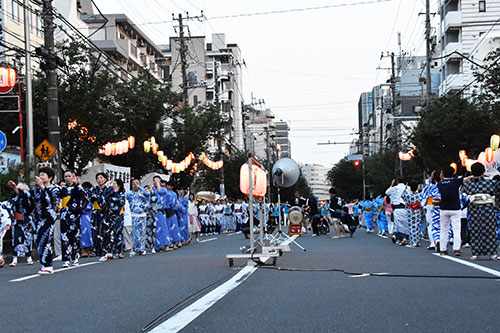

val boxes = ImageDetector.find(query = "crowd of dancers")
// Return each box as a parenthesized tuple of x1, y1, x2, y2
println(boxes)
(324, 163, 500, 261)
(0, 167, 268, 274)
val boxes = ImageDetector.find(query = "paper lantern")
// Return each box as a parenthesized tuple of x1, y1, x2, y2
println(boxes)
(459, 150, 467, 161)
(158, 150, 164, 160)
(0, 67, 17, 94)
(461, 156, 468, 167)
(111, 142, 117, 156)
(491, 135, 500, 151)
(121, 140, 129, 153)
(240, 163, 267, 197)
(150, 136, 156, 147)
(478, 152, 486, 164)
(180, 161, 186, 172)
(162, 155, 167, 167)
(98, 147, 105, 154)
(465, 159, 475, 172)
(152, 143, 158, 155)
(166, 160, 172, 170)
(128, 136, 135, 149)
(116, 141, 123, 155)
(450, 163, 457, 174)
(104, 143, 112, 156)
(486, 147, 494, 163)
(144, 141, 151, 153)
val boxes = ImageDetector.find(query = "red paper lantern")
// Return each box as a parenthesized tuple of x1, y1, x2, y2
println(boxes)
(111, 142, 117, 156)
(0, 67, 17, 93)
(105, 142, 112, 156)
(122, 140, 129, 153)
(486, 147, 494, 163)
(128, 136, 135, 149)
(459, 150, 466, 161)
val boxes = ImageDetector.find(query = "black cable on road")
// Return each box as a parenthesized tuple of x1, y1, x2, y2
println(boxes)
(139, 263, 247, 333)
(258, 266, 500, 280)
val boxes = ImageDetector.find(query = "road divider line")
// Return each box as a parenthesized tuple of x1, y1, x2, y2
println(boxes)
(9, 262, 100, 282)
(199, 237, 217, 243)
(226, 231, 242, 236)
(350, 273, 370, 278)
(432, 253, 500, 277)
(151, 264, 258, 332)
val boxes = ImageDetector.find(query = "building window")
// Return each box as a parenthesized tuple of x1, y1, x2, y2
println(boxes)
(479, 1, 486, 12)
(193, 95, 198, 105)
(11, 0, 19, 22)
(130, 43, 137, 58)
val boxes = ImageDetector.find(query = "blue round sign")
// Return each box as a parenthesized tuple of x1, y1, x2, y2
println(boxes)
(0, 130, 6, 152)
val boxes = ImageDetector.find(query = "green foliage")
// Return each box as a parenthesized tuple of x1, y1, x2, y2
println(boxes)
(327, 157, 363, 200)
(411, 95, 500, 171)
(0, 167, 21, 201)
(28, 39, 227, 186)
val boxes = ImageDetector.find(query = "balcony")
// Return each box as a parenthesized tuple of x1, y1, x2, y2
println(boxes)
(443, 41, 462, 57)
(441, 11, 461, 35)
(439, 73, 464, 95)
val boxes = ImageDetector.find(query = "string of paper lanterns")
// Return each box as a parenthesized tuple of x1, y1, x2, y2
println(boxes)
(457, 134, 500, 172)
(99, 136, 135, 156)
(199, 152, 224, 170)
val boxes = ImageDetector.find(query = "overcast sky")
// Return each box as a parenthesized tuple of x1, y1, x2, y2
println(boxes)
(94, 0, 436, 167)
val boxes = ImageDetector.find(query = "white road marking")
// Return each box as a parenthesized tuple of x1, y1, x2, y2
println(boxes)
(226, 231, 242, 236)
(377, 234, 389, 239)
(199, 237, 217, 243)
(9, 262, 100, 282)
(433, 253, 500, 277)
(151, 264, 259, 332)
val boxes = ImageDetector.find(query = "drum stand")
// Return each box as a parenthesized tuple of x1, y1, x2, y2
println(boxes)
(268, 188, 306, 252)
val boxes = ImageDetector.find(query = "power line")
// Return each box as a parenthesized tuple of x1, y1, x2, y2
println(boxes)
(207, 0, 393, 20)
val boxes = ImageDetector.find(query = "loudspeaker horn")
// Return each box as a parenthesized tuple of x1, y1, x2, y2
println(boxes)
(272, 157, 300, 188)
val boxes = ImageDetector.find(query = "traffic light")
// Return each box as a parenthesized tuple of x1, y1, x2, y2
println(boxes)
(353, 160, 360, 167)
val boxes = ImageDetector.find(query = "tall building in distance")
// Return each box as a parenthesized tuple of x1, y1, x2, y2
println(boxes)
(274, 121, 291, 158)
(301, 164, 330, 200)
(243, 106, 277, 162)
(439, 0, 500, 96)
(163, 33, 245, 153)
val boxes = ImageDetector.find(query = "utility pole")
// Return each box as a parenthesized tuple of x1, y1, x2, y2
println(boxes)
(23, 0, 34, 183)
(42, 0, 61, 181)
(214, 60, 225, 196)
(241, 102, 247, 151)
(425, 0, 432, 101)
(175, 14, 189, 104)
(390, 52, 402, 177)
(172, 12, 204, 105)
(265, 127, 271, 203)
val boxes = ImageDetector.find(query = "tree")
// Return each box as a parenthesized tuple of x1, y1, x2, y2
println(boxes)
(326, 157, 363, 200)
(410, 95, 500, 171)
(273, 169, 313, 204)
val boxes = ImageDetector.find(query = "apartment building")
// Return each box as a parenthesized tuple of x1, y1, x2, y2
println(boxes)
(301, 164, 330, 200)
(163, 33, 245, 152)
(439, 0, 500, 96)
(244, 106, 277, 162)
(0, 0, 44, 68)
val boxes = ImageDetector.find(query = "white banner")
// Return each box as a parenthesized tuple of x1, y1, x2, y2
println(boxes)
(80, 163, 132, 190)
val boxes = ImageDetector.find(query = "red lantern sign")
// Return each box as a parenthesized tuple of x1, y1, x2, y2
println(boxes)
(0, 67, 17, 93)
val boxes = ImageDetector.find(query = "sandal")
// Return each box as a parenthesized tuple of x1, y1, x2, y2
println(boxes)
(0, 259, 4, 267)
(118, 254, 124, 259)
(98, 256, 108, 262)
(471, 255, 478, 261)
(489, 254, 499, 261)
(27, 257, 33, 265)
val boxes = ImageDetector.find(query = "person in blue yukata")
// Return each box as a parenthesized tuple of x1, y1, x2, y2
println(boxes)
(9, 167, 60, 275)
(165, 181, 182, 248)
(177, 188, 190, 243)
(79, 182, 94, 257)
(102, 178, 126, 260)
(89, 172, 114, 257)
(8, 182, 34, 267)
(126, 179, 151, 256)
(152, 177, 171, 252)
(59, 170, 87, 267)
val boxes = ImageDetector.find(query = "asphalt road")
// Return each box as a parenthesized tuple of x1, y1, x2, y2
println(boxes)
(2, 230, 500, 332)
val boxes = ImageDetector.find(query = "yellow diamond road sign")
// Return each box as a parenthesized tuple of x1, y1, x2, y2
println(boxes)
(34, 139, 56, 162)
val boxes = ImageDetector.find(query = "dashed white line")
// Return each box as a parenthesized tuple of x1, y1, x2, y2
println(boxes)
(432, 253, 500, 277)
(9, 262, 100, 282)
(199, 237, 217, 243)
